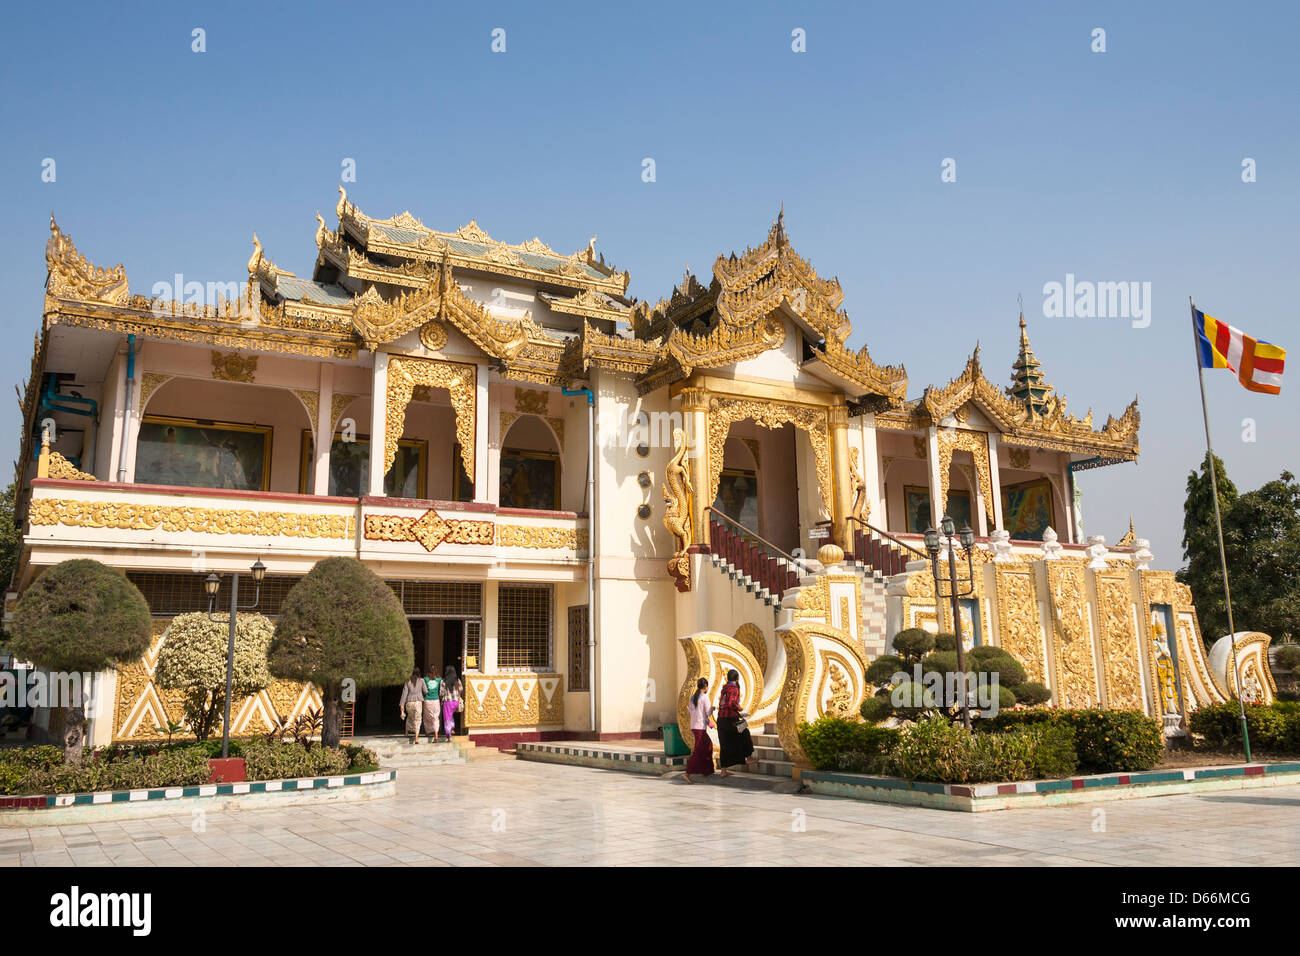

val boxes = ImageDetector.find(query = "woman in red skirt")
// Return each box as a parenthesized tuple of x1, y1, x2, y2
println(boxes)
(684, 677, 725, 782)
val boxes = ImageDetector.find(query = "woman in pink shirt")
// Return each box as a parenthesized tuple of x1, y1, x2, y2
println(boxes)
(684, 677, 723, 782)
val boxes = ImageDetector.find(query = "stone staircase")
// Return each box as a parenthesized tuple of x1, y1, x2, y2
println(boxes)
(734, 723, 795, 778)
(355, 735, 511, 768)
(706, 515, 801, 611)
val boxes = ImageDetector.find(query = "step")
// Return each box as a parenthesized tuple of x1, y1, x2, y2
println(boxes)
(752, 759, 795, 777)
(753, 745, 786, 762)
(751, 734, 780, 749)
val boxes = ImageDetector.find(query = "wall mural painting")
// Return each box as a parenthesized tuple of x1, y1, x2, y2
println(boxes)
(298, 432, 425, 498)
(1001, 477, 1055, 541)
(712, 468, 759, 531)
(136, 416, 270, 491)
(904, 485, 970, 533)
(500, 450, 559, 510)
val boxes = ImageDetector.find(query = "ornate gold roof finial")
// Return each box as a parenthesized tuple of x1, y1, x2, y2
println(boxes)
(1117, 517, 1137, 548)
(336, 184, 348, 219)
(315, 213, 329, 248)
(1009, 311, 1054, 415)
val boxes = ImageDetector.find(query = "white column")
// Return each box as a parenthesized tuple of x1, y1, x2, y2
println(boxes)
(482, 580, 499, 672)
(927, 426, 943, 527)
(313, 363, 334, 495)
(861, 415, 883, 526)
(987, 433, 1005, 531)
(121, 343, 143, 483)
(102, 350, 127, 481)
(473, 360, 490, 501)
(367, 352, 389, 497)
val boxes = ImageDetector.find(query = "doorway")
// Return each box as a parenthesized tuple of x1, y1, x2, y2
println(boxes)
(355, 619, 429, 734)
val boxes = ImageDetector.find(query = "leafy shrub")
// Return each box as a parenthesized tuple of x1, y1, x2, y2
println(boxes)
(888, 715, 974, 782)
(968, 728, 1037, 782)
(866, 654, 907, 687)
(920, 650, 959, 676)
(934, 632, 958, 652)
(154, 612, 276, 742)
(975, 683, 1017, 717)
(1189, 701, 1291, 750)
(892, 628, 935, 663)
(18, 746, 211, 795)
(981, 708, 1164, 773)
(240, 740, 350, 781)
(1274, 645, 1300, 671)
(1027, 724, 1078, 778)
(0, 764, 29, 795)
(797, 717, 898, 772)
(0, 745, 63, 770)
(1011, 681, 1052, 706)
(343, 744, 379, 773)
(859, 694, 892, 724)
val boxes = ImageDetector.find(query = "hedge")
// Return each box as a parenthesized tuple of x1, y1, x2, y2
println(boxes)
(1188, 701, 1297, 751)
(978, 708, 1164, 773)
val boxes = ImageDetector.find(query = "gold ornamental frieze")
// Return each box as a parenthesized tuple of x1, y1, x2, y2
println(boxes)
(936, 428, 993, 522)
(385, 356, 476, 479)
(210, 350, 258, 383)
(464, 674, 564, 728)
(28, 497, 355, 539)
(46, 453, 96, 481)
(364, 509, 495, 552)
(497, 525, 588, 551)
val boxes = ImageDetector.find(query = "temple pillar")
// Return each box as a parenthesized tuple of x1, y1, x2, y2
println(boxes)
(828, 402, 852, 547)
(681, 387, 709, 546)
(860, 414, 883, 528)
(926, 426, 943, 528)
(313, 362, 334, 495)
(987, 432, 1005, 531)
(481, 580, 499, 672)
(473, 360, 490, 501)
(368, 352, 390, 497)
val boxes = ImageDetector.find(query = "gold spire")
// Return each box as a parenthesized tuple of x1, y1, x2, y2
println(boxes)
(1009, 312, 1053, 414)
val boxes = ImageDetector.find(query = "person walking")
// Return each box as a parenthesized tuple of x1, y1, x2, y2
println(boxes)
(421, 666, 443, 744)
(399, 669, 424, 744)
(440, 664, 463, 741)
(716, 668, 756, 772)
(683, 677, 717, 783)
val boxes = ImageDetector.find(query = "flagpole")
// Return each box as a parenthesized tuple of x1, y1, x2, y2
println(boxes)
(1189, 296, 1251, 761)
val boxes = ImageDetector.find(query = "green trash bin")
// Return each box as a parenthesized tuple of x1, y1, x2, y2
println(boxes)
(662, 722, 690, 756)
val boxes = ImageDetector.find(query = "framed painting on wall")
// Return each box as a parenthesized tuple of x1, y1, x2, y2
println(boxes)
(903, 485, 971, 534)
(297, 432, 426, 498)
(136, 415, 271, 491)
(1001, 477, 1055, 541)
(499, 448, 559, 510)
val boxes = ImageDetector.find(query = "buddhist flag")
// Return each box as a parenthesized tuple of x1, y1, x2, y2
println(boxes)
(1192, 308, 1286, 395)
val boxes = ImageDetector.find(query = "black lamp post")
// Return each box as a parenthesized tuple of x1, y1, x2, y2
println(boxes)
(205, 559, 266, 758)
(925, 515, 977, 729)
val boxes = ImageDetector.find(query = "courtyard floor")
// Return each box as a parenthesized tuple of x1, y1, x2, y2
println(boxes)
(3, 759, 1298, 866)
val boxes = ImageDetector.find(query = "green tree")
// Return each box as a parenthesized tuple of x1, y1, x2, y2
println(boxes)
(153, 612, 275, 741)
(0, 482, 21, 643)
(7, 559, 152, 762)
(1178, 454, 1300, 644)
(268, 557, 412, 747)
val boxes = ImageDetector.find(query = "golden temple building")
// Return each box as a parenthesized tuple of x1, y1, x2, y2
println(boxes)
(6, 196, 1271, 753)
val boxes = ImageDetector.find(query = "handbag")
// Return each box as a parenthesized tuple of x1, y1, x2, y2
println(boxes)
(735, 712, 749, 734)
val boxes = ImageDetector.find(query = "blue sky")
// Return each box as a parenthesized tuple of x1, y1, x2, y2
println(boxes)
(1, 0, 1295, 565)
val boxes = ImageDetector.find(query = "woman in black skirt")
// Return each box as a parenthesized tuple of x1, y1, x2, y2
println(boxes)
(715, 669, 756, 772)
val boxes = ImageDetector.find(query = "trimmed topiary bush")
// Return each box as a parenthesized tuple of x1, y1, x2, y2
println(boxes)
(892, 628, 935, 663)
(1011, 681, 1052, 706)
(8, 559, 152, 763)
(933, 632, 958, 652)
(860, 694, 892, 724)
(967, 646, 1028, 688)
(153, 612, 275, 741)
(1273, 645, 1300, 673)
(269, 557, 413, 747)
(920, 650, 959, 676)
(866, 654, 908, 687)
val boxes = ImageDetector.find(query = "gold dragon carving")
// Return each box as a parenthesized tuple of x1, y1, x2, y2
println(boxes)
(775, 621, 869, 768)
(663, 427, 694, 591)
(848, 445, 869, 522)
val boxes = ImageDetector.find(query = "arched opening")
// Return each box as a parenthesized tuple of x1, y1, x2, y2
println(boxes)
(499, 415, 562, 510)
(134, 379, 311, 494)
(710, 418, 810, 555)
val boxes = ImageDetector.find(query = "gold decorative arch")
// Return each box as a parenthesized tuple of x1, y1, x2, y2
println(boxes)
(706, 396, 832, 518)
(936, 428, 993, 519)
(385, 356, 476, 478)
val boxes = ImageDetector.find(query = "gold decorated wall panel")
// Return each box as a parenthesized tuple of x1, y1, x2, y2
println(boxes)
(992, 564, 1046, 684)
(464, 673, 564, 728)
(1045, 561, 1099, 707)
(30, 497, 355, 539)
(1092, 569, 1144, 711)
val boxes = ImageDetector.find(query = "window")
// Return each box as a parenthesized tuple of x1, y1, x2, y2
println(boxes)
(464, 620, 482, 672)
(497, 584, 553, 670)
(567, 605, 590, 691)
(298, 431, 426, 498)
(384, 580, 482, 617)
(136, 416, 271, 491)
